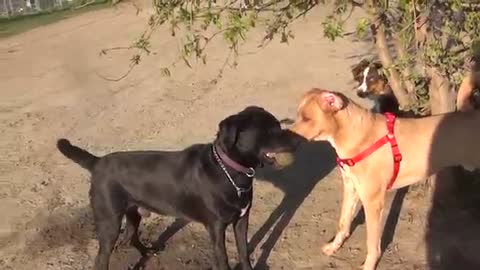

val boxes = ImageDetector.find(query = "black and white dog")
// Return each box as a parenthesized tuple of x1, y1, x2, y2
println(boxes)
(57, 106, 304, 270)
(351, 59, 400, 114)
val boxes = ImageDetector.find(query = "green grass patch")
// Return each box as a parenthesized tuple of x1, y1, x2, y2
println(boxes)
(0, 1, 110, 38)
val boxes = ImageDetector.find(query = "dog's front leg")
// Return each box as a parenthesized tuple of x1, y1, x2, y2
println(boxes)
(359, 188, 385, 270)
(322, 174, 359, 256)
(233, 212, 253, 270)
(207, 221, 231, 270)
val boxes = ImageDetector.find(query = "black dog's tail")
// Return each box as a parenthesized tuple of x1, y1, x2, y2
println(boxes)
(57, 138, 99, 172)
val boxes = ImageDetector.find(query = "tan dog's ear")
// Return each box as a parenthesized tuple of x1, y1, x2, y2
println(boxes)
(316, 91, 344, 112)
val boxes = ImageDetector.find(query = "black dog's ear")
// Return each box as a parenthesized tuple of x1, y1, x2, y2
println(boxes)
(217, 115, 240, 149)
(243, 106, 265, 112)
(351, 59, 370, 83)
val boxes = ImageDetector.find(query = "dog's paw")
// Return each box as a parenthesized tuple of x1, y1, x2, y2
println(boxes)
(321, 242, 339, 256)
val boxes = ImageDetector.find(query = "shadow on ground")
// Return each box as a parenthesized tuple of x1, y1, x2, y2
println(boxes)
(0, 205, 96, 269)
(250, 141, 337, 269)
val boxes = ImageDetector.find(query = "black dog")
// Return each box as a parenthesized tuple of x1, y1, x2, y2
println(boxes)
(56, 106, 303, 270)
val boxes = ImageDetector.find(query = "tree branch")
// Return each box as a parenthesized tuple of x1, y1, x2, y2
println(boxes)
(370, 12, 410, 107)
(393, 34, 416, 94)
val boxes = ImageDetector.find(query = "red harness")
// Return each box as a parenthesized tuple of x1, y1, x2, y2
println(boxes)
(336, 112, 402, 190)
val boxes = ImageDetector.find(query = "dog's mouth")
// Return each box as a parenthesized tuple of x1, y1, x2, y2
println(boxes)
(264, 152, 276, 163)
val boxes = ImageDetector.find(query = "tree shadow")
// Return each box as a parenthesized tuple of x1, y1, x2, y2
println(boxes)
(249, 141, 337, 269)
(426, 112, 480, 270)
(347, 185, 410, 256)
(10, 204, 188, 270)
(4, 206, 96, 259)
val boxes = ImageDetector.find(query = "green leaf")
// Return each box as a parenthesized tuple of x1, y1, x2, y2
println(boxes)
(130, 54, 141, 65)
(322, 17, 344, 41)
(356, 18, 370, 39)
(182, 55, 192, 68)
(160, 67, 171, 77)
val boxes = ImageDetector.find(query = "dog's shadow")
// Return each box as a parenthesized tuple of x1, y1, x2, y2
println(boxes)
(347, 185, 410, 258)
(127, 218, 188, 270)
(249, 141, 337, 269)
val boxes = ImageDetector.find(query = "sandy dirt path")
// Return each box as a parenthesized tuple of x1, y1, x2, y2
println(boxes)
(0, 3, 434, 270)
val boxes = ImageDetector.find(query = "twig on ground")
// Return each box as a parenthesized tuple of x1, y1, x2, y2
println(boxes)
(75, 0, 96, 10)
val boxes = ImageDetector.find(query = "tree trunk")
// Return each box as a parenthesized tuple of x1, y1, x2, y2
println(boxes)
(393, 34, 416, 94)
(370, 6, 410, 107)
(7, 0, 13, 15)
(3, 0, 9, 17)
(428, 69, 456, 114)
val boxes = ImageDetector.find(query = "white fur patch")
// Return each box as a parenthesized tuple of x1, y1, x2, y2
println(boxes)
(240, 201, 250, 217)
(358, 66, 370, 92)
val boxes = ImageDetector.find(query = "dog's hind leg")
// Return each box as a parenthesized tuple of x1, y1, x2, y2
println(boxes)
(91, 183, 126, 270)
(322, 174, 360, 256)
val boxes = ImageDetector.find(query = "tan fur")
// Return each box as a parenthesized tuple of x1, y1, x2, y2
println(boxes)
(289, 88, 480, 270)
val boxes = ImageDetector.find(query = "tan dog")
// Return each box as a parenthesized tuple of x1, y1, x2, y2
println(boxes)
(288, 88, 480, 270)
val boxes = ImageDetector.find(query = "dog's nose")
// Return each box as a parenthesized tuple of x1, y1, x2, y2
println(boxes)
(357, 89, 368, 98)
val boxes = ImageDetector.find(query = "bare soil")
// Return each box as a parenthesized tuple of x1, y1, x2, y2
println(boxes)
(1, 3, 479, 270)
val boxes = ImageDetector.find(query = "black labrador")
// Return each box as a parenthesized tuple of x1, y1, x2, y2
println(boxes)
(56, 106, 303, 270)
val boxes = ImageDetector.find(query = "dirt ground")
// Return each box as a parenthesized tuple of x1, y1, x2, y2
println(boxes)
(2, 3, 480, 270)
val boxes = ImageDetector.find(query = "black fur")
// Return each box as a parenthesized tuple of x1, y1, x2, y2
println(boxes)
(57, 139, 99, 171)
(366, 93, 400, 114)
(56, 106, 303, 270)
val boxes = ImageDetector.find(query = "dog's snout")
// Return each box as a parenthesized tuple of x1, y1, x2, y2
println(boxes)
(357, 89, 368, 98)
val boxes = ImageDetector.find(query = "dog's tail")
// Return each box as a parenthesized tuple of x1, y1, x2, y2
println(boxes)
(57, 138, 99, 172)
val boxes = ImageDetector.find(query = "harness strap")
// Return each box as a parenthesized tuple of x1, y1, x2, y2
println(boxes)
(336, 112, 403, 190)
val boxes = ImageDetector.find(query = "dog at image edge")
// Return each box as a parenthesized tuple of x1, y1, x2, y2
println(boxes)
(288, 88, 480, 270)
(56, 106, 303, 270)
